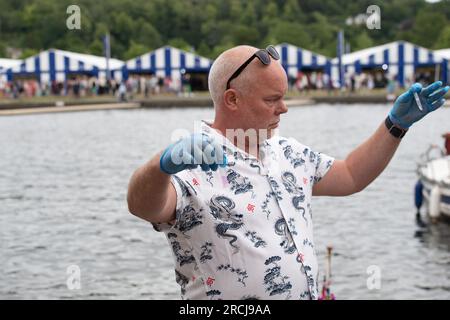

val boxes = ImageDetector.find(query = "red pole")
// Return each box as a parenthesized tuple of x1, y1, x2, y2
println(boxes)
(443, 133, 450, 155)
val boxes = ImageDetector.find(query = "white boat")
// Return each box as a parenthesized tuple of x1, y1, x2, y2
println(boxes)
(416, 143, 450, 222)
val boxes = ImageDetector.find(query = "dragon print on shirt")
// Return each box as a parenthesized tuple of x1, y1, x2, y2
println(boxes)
(309, 149, 316, 164)
(226, 168, 255, 198)
(206, 289, 222, 300)
(279, 139, 306, 169)
(177, 204, 204, 234)
(274, 218, 296, 254)
(244, 230, 267, 248)
(281, 172, 308, 224)
(217, 264, 248, 287)
(200, 241, 214, 263)
(263, 256, 292, 299)
(299, 290, 311, 300)
(208, 195, 244, 253)
(167, 233, 196, 267)
(205, 171, 214, 186)
(173, 175, 193, 197)
(261, 176, 283, 219)
(155, 121, 335, 300)
(302, 264, 317, 300)
(175, 270, 189, 296)
(287, 218, 298, 236)
(249, 159, 264, 175)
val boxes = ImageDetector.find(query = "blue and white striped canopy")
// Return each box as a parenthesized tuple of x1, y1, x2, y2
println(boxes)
(436, 49, 450, 85)
(274, 43, 332, 78)
(123, 46, 212, 81)
(331, 41, 447, 86)
(436, 48, 450, 60)
(4, 49, 124, 83)
(0, 58, 21, 72)
(0, 58, 21, 82)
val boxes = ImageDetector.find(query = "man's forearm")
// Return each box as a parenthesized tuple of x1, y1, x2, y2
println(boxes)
(127, 151, 172, 219)
(345, 121, 401, 192)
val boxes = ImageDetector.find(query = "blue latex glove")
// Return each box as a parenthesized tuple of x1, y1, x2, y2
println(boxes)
(389, 81, 449, 129)
(160, 133, 227, 174)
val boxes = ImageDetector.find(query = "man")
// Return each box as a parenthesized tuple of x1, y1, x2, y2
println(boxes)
(127, 45, 448, 300)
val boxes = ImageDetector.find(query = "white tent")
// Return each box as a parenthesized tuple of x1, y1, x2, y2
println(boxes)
(123, 46, 212, 83)
(435, 49, 450, 60)
(274, 43, 332, 79)
(0, 58, 21, 71)
(0, 58, 21, 82)
(331, 41, 446, 87)
(4, 49, 124, 83)
(435, 49, 450, 85)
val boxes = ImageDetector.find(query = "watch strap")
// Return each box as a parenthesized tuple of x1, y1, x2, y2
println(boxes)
(385, 116, 407, 139)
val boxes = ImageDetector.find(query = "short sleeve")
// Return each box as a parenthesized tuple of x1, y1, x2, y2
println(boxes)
(310, 150, 334, 185)
(286, 137, 334, 185)
(151, 174, 192, 232)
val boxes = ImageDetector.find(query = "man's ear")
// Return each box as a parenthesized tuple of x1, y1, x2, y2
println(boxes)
(223, 89, 239, 111)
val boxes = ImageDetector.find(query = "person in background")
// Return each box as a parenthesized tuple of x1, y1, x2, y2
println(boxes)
(118, 81, 127, 102)
(386, 74, 397, 101)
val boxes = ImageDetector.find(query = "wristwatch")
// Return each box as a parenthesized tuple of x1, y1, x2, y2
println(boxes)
(385, 116, 408, 139)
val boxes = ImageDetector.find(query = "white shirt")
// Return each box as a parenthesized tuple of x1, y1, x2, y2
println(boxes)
(154, 121, 334, 300)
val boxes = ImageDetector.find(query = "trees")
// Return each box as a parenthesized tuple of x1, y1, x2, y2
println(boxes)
(410, 10, 447, 48)
(0, 0, 448, 60)
(435, 26, 450, 49)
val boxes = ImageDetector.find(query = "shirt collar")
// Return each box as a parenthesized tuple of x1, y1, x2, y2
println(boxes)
(200, 120, 274, 161)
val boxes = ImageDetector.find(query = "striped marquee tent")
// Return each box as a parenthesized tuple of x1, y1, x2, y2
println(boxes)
(0, 58, 21, 72)
(274, 43, 332, 79)
(4, 49, 124, 83)
(436, 48, 450, 59)
(0, 58, 21, 82)
(435, 48, 450, 85)
(331, 41, 447, 87)
(122, 46, 212, 82)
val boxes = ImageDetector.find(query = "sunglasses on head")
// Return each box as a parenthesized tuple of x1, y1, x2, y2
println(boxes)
(226, 45, 280, 90)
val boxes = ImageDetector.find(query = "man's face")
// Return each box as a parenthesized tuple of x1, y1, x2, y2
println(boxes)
(236, 61, 289, 138)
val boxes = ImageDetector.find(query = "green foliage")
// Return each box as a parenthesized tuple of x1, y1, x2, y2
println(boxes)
(411, 10, 447, 48)
(435, 25, 450, 49)
(0, 0, 448, 60)
(122, 41, 146, 60)
(266, 21, 312, 47)
(0, 43, 6, 57)
(353, 31, 375, 51)
(20, 48, 39, 59)
(168, 38, 192, 52)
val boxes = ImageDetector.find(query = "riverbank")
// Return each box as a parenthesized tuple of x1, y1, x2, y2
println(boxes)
(0, 102, 140, 116)
(0, 91, 448, 116)
(0, 95, 313, 116)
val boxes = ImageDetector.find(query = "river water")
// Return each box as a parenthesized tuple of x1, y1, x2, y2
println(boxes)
(0, 104, 449, 299)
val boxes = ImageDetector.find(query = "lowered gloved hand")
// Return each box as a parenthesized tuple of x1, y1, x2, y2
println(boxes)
(160, 133, 227, 174)
(389, 81, 449, 129)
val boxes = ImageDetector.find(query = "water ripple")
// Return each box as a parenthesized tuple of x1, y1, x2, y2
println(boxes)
(0, 105, 449, 299)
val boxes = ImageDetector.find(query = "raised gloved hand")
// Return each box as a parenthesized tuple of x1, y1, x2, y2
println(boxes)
(389, 81, 449, 129)
(160, 133, 227, 174)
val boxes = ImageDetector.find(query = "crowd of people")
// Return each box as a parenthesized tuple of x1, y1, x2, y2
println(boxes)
(288, 70, 392, 92)
(0, 76, 114, 99)
(0, 70, 438, 100)
(0, 73, 197, 100)
(289, 70, 435, 94)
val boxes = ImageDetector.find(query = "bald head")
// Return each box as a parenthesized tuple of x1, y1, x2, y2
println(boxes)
(208, 45, 260, 108)
(208, 45, 289, 143)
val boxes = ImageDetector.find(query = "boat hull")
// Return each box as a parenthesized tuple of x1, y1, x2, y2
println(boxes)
(417, 156, 450, 220)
